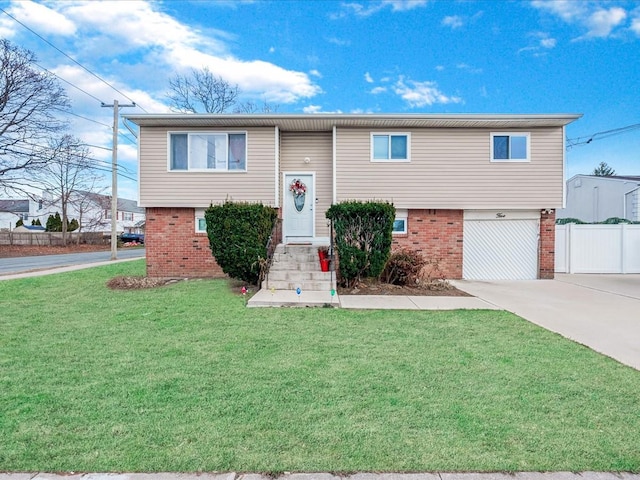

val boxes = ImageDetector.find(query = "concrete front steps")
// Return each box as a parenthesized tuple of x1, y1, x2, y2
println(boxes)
(248, 244, 339, 307)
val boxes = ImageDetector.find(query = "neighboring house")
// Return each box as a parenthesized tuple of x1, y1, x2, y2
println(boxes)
(40, 190, 145, 234)
(126, 113, 581, 280)
(13, 224, 46, 233)
(0, 199, 45, 230)
(557, 175, 640, 223)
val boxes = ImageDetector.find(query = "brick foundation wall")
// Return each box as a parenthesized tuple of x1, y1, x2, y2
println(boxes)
(539, 210, 556, 279)
(146, 207, 223, 278)
(392, 209, 464, 279)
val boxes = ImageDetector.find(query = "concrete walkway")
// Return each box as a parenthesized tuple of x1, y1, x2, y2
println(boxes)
(0, 256, 143, 281)
(2, 473, 639, 480)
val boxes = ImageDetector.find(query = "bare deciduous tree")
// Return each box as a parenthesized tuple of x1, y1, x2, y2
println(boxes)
(38, 135, 102, 246)
(0, 39, 70, 193)
(167, 67, 239, 113)
(167, 67, 278, 114)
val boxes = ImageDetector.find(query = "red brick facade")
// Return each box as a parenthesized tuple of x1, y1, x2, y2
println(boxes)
(539, 210, 556, 279)
(392, 209, 464, 279)
(146, 207, 222, 278)
(146, 207, 554, 280)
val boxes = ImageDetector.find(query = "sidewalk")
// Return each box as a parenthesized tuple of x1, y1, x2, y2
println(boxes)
(248, 289, 498, 309)
(2, 472, 638, 480)
(0, 256, 142, 281)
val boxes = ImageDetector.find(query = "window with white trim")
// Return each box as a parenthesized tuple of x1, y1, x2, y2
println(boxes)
(392, 209, 408, 235)
(371, 133, 410, 162)
(491, 132, 530, 162)
(169, 132, 247, 171)
(195, 210, 207, 233)
(123, 212, 134, 221)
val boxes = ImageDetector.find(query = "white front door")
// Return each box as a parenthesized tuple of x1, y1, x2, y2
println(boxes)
(283, 173, 314, 240)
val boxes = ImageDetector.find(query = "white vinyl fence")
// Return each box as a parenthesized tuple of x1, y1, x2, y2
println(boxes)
(555, 224, 640, 273)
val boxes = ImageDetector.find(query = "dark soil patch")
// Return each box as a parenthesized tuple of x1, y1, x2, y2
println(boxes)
(107, 276, 180, 290)
(0, 244, 110, 258)
(338, 278, 471, 296)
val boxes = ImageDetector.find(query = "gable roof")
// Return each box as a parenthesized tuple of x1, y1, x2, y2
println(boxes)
(125, 113, 582, 131)
(0, 199, 29, 213)
(68, 191, 144, 214)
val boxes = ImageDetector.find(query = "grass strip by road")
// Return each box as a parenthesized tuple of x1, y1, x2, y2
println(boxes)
(1, 260, 639, 472)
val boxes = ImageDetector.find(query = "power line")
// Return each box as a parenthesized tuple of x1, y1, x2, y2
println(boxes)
(567, 122, 640, 149)
(35, 62, 105, 104)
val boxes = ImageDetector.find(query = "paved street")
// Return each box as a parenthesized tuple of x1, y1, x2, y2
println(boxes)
(0, 248, 145, 275)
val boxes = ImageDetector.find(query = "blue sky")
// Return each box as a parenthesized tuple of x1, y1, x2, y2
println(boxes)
(1, 0, 639, 200)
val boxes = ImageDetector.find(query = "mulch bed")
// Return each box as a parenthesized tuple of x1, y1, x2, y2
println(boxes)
(0, 244, 110, 258)
(106, 276, 182, 290)
(338, 278, 471, 296)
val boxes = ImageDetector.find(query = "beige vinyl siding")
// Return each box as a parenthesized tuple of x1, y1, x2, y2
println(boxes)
(139, 126, 276, 207)
(336, 127, 565, 209)
(280, 132, 333, 238)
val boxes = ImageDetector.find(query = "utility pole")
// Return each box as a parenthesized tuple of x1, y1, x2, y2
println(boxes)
(102, 100, 135, 260)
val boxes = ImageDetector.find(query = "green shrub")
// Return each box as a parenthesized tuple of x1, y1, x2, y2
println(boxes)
(326, 201, 395, 287)
(600, 217, 632, 224)
(556, 217, 586, 225)
(205, 201, 278, 285)
(381, 248, 427, 286)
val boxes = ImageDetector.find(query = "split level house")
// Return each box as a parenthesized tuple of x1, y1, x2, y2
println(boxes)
(125, 113, 581, 281)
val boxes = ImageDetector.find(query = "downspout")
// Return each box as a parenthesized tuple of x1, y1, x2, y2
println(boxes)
(275, 126, 280, 208)
(332, 125, 337, 204)
(562, 125, 567, 209)
(623, 186, 639, 220)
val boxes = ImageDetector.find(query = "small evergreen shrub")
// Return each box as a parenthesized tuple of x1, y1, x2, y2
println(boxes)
(556, 217, 586, 225)
(600, 217, 632, 224)
(381, 248, 427, 286)
(205, 201, 278, 285)
(326, 200, 395, 287)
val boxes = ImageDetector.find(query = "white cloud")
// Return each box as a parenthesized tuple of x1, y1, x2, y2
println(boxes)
(435, 65, 445, 71)
(327, 36, 351, 46)
(365, 72, 374, 83)
(338, 0, 428, 17)
(393, 76, 462, 107)
(8, 1, 77, 36)
(25, 1, 321, 105)
(442, 15, 463, 29)
(632, 17, 640, 36)
(584, 7, 627, 38)
(532, 1, 629, 40)
(269, 46, 275, 53)
(540, 37, 557, 48)
(303, 105, 323, 113)
(309, 69, 322, 78)
(370, 86, 387, 94)
(456, 63, 482, 74)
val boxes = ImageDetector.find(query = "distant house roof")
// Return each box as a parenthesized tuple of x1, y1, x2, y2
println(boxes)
(61, 191, 144, 214)
(13, 225, 46, 233)
(570, 175, 640, 183)
(0, 199, 29, 213)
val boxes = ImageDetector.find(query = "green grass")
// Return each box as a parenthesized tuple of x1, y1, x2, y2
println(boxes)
(1, 260, 639, 472)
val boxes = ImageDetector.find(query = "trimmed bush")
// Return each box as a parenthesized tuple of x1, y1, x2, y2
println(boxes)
(326, 201, 395, 287)
(556, 217, 586, 225)
(381, 248, 428, 286)
(205, 201, 278, 285)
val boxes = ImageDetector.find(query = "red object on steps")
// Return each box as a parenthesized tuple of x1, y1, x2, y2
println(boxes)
(320, 258, 330, 272)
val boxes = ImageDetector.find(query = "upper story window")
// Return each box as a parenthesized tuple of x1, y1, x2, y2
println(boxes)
(169, 132, 247, 171)
(491, 132, 530, 162)
(371, 133, 410, 162)
(123, 212, 134, 221)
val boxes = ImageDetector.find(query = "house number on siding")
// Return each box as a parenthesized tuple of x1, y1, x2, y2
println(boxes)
(496, 212, 506, 218)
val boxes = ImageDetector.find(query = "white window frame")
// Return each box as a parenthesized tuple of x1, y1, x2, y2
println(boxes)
(392, 209, 408, 235)
(195, 209, 207, 233)
(490, 132, 530, 163)
(167, 131, 248, 172)
(123, 212, 134, 221)
(370, 132, 411, 162)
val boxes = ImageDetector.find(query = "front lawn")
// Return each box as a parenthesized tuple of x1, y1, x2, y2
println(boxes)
(1, 260, 639, 472)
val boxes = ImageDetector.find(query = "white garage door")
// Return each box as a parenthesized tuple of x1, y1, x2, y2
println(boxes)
(463, 210, 540, 280)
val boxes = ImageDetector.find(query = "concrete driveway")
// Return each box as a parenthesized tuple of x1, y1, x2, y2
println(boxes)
(451, 274, 640, 371)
